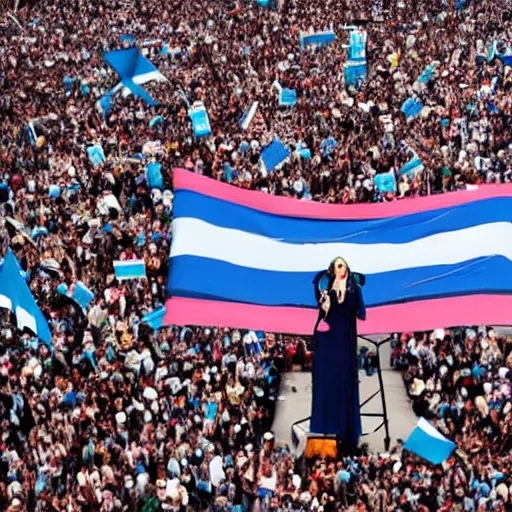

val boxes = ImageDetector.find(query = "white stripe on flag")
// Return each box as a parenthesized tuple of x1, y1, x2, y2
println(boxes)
(171, 218, 512, 274)
(0, 294, 13, 310)
(133, 71, 167, 85)
(417, 417, 449, 441)
(16, 306, 38, 335)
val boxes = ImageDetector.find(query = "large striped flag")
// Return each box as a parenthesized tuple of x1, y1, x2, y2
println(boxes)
(165, 168, 512, 335)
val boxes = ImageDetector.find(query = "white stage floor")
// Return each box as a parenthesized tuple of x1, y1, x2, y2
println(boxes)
(272, 338, 417, 453)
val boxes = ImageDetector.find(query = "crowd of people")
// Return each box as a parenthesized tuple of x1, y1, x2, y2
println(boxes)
(0, 0, 511, 509)
(399, 328, 512, 511)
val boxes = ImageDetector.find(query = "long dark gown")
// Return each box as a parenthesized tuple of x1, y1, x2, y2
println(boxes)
(310, 284, 366, 450)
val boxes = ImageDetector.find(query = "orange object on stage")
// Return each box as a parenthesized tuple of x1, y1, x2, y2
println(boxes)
(304, 436, 338, 459)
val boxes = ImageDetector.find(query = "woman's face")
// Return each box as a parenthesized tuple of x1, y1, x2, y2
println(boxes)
(333, 258, 348, 279)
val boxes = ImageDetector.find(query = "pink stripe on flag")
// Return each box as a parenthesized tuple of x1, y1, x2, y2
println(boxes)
(164, 295, 512, 335)
(173, 168, 512, 220)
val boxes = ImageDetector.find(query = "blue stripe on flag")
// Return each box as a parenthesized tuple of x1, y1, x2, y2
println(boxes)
(172, 190, 512, 244)
(168, 254, 512, 308)
(114, 260, 146, 280)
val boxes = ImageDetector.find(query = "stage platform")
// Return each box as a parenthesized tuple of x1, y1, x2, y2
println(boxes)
(272, 337, 417, 453)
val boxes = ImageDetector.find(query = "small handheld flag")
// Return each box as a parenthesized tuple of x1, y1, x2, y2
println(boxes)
(114, 260, 147, 280)
(404, 417, 455, 465)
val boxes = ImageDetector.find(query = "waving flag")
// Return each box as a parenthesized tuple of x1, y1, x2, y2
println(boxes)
(374, 171, 396, 193)
(86, 144, 106, 166)
(240, 101, 259, 131)
(401, 97, 423, 120)
(405, 418, 455, 464)
(399, 149, 424, 178)
(165, 168, 512, 335)
(103, 48, 167, 107)
(0, 250, 52, 347)
(71, 282, 95, 310)
(142, 306, 167, 330)
(261, 138, 290, 172)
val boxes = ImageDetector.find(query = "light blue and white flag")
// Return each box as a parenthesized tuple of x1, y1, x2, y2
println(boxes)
(374, 171, 396, 193)
(261, 138, 290, 172)
(114, 260, 147, 280)
(401, 97, 423, 120)
(142, 306, 167, 330)
(0, 250, 52, 347)
(405, 417, 456, 464)
(87, 144, 106, 166)
(103, 48, 167, 107)
(299, 30, 336, 49)
(240, 101, 259, 131)
(348, 30, 367, 61)
(344, 60, 367, 87)
(279, 89, 297, 107)
(399, 149, 424, 178)
(72, 282, 95, 309)
(189, 102, 212, 138)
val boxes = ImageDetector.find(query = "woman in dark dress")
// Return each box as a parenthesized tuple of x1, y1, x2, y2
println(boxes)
(310, 257, 366, 452)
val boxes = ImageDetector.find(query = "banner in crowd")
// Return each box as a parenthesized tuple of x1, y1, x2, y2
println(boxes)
(344, 60, 367, 87)
(348, 30, 367, 61)
(345, 29, 367, 88)
(299, 30, 336, 49)
(165, 168, 512, 335)
(114, 260, 147, 280)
